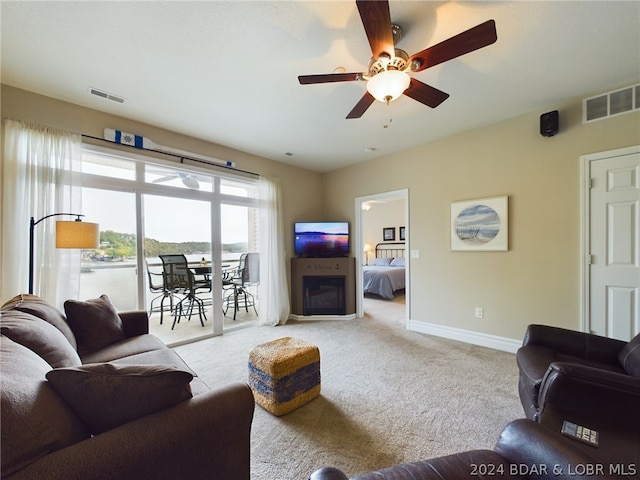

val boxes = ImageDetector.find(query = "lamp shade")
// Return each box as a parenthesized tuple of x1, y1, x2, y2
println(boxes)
(56, 221, 99, 249)
(366, 70, 411, 103)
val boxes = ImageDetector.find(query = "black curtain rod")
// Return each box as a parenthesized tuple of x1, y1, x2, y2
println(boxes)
(81, 134, 259, 177)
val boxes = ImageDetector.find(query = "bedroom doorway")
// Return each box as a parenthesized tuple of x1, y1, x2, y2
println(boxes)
(355, 189, 409, 325)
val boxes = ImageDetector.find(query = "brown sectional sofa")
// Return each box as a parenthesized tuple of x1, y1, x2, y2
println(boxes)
(1, 294, 255, 480)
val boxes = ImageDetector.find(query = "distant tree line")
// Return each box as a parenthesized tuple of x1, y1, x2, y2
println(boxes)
(96, 230, 246, 260)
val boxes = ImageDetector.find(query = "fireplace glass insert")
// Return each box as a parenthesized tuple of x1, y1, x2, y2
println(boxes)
(303, 276, 346, 315)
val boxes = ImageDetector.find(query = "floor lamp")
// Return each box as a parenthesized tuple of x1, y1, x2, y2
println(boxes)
(29, 213, 99, 294)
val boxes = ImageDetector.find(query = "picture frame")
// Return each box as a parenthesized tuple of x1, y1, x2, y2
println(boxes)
(451, 196, 508, 251)
(399, 226, 405, 241)
(383, 227, 395, 241)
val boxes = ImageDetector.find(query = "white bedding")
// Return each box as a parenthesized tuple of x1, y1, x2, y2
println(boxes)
(363, 265, 405, 299)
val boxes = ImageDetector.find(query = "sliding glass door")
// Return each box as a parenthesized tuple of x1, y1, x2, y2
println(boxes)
(79, 145, 259, 345)
(79, 188, 138, 311)
(143, 194, 213, 343)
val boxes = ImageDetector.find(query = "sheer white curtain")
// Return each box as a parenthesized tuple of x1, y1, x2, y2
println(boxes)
(1, 119, 83, 307)
(257, 176, 290, 325)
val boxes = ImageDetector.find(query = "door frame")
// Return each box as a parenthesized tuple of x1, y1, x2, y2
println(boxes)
(354, 189, 410, 323)
(580, 144, 640, 334)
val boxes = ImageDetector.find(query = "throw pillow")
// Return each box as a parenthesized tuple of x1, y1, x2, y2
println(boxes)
(0, 311, 81, 368)
(46, 363, 194, 435)
(2, 293, 77, 349)
(64, 294, 126, 355)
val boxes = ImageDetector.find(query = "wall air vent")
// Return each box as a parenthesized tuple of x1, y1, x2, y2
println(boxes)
(583, 83, 639, 123)
(88, 87, 125, 104)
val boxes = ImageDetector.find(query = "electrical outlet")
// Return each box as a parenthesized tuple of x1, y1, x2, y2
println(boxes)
(475, 307, 484, 319)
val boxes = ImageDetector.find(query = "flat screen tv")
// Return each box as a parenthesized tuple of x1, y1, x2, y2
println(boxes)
(294, 221, 349, 257)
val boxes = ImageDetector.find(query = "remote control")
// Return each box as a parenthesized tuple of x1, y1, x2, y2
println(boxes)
(561, 420, 599, 447)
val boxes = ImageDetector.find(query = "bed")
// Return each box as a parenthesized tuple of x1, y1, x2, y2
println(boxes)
(363, 242, 406, 300)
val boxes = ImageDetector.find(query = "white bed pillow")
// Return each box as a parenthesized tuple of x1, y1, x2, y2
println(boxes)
(390, 257, 405, 267)
(371, 257, 392, 266)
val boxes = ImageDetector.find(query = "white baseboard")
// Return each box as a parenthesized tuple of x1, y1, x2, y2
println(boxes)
(289, 313, 357, 321)
(408, 319, 521, 353)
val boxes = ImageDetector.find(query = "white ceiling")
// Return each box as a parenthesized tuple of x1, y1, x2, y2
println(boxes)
(2, 1, 639, 173)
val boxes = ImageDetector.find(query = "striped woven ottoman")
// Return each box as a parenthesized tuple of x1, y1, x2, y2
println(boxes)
(248, 337, 320, 416)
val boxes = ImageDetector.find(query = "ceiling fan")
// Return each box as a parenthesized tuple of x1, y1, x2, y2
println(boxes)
(151, 171, 201, 190)
(298, 0, 497, 119)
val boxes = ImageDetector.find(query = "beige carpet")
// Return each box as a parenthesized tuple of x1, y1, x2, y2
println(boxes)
(174, 296, 523, 479)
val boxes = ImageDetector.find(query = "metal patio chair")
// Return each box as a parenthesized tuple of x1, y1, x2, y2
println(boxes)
(223, 252, 259, 320)
(159, 254, 211, 329)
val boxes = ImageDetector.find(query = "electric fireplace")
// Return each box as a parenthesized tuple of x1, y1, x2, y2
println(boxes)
(290, 257, 355, 317)
(303, 276, 346, 316)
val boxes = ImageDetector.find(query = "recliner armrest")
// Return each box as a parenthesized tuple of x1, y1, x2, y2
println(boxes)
(538, 362, 640, 429)
(495, 419, 610, 480)
(522, 324, 625, 363)
(118, 310, 149, 337)
(536, 363, 640, 467)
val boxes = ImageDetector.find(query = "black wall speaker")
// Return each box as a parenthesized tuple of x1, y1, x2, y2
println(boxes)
(540, 110, 559, 137)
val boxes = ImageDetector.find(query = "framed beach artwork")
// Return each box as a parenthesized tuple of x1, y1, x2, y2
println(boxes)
(451, 196, 508, 251)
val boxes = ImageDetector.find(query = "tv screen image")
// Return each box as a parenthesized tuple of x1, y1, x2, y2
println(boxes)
(294, 222, 349, 257)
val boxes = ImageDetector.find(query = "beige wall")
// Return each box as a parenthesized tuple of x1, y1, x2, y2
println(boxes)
(0, 85, 324, 298)
(323, 90, 640, 342)
(362, 198, 404, 251)
(3, 84, 639, 345)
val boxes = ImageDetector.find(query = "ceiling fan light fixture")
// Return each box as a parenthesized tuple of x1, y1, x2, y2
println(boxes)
(366, 69, 410, 103)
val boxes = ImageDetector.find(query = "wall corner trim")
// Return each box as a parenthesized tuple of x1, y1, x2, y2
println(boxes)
(408, 320, 521, 353)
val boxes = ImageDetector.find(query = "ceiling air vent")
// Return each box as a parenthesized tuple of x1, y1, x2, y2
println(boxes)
(88, 87, 125, 104)
(583, 83, 639, 123)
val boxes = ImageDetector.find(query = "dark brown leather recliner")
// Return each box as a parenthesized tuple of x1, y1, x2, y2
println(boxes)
(309, 419, 623, 480)
(515, 324, 640, 467)
(516, 325, 640, 420)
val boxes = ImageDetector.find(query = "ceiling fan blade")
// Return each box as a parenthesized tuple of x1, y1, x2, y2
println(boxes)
(403, 78, 449, 108)
(182, 176, 200, 190)
(356, 0, 395, 60)
(298, 73, 363, 85)
(346, 92, 375, 119)
(152, 175, 177, 184)
(408, 19, 497, 73)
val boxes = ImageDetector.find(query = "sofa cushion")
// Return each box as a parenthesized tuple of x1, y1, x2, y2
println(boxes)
(0, 311, 81, 368)
(46, 363, 194, 434)
(109, 346, 198, 373)
(2, 293, 77, 349)
(1, 335, 89, 477)
(79, 333, 170, 364)
(618, 333, 640, 378)
(64, 294, 126, 355)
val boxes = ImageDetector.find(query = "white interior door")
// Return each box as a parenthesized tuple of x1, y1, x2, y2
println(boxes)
(587, 148, 640, 340)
